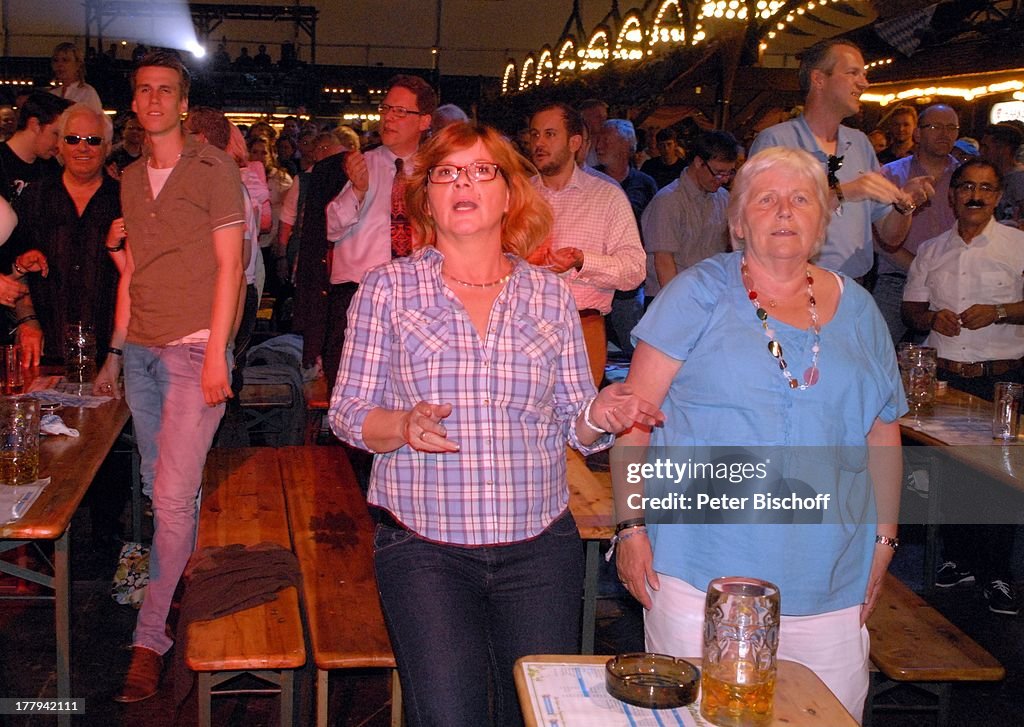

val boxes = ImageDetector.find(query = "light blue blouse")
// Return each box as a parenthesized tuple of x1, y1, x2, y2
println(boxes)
(633, 251, 906, 615)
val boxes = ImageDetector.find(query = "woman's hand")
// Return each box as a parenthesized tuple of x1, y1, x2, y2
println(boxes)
(590, 382, 666, 434)
(93, 356, 122, 398)
(14, 250, 48, 277)
(616, 529, 659, 609)
(402, 401, 460, 452)
(16, 321, 43, 368)
(860, 540, 896, 625)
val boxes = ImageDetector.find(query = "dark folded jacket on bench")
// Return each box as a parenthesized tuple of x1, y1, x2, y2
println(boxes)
(173, 542, 302, 705)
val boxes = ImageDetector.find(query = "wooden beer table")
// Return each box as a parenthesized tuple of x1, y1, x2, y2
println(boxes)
(0, 378, 130, 726)
(515, 655, 857, 726)
(898, 387, 1024, 590)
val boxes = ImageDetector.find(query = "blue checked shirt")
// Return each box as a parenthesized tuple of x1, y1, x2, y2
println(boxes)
(330, 246, 611, 545)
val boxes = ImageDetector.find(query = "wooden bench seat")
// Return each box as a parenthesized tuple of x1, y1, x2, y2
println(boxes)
(186, 447, 306, 727)
(280, 445, 401, 727)
(865, 572, 1004, 727)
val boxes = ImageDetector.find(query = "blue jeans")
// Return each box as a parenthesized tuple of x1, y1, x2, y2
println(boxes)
(124, 342, 227, 654)
(374, 510, 584, 727)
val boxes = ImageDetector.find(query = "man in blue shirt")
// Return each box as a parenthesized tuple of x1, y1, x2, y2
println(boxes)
(751, 39, 931, 280)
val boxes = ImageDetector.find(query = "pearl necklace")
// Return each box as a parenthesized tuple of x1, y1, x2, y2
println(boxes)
(741, 257, 821, 390)
(443, 268, 512, 288)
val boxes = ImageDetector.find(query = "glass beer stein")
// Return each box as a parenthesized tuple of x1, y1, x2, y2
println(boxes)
(701, 576, 780, 726)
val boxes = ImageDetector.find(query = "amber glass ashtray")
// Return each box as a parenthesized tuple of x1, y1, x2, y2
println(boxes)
(605, 653, 700, 709)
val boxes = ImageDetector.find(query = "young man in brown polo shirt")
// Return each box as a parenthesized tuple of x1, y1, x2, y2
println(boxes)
(95, 50, 246, 703)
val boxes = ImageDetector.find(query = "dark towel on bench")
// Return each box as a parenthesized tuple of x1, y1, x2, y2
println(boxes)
(173, 542, 302, 705)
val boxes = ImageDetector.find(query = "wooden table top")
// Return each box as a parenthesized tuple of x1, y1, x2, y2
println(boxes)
(566, 449, 614, 541)
(515, 655, 857, 727)
(899, 388, 1024, 492)
(0, 377, 130, 540)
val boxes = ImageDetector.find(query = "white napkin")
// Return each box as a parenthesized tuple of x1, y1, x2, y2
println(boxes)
(0, 477, 50, 524)
(41, 413, 80, 437)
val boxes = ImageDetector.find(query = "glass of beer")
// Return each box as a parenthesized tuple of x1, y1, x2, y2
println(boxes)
(2, 345, 22, 395)
(700, 576, 780, 727)
(0, 398, 41, 486)
(64, 321, 97, 384)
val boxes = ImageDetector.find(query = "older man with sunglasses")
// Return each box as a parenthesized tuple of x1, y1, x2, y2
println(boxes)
(6, 103, 120, 367)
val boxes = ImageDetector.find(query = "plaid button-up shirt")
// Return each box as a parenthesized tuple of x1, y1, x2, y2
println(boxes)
(330, 246, 611, 545)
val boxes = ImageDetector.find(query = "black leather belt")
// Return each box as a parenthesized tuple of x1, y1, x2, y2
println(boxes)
(937, 357, 1023, 378)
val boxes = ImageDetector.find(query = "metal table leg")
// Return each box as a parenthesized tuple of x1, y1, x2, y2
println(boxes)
(55, 528, 70, 727)
(581, 539, 599, 655)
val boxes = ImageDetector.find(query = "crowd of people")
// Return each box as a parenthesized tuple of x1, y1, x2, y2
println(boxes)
(2, 35, 1024, 726)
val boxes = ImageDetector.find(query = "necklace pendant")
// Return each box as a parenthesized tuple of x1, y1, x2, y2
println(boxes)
(802, 367, 820, 386)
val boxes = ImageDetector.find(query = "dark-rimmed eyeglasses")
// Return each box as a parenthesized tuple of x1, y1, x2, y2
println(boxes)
(63, 135, 103, 146)
(954, 181, 1000, 194)
(699, 158, 736, 180)
(826, 154, 844, 188)
(378, 103, 426, 119)
(427, 162, 501, 184)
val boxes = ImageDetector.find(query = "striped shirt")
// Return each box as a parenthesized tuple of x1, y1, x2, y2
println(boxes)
(329, 246, 611, 545)
(531, 165, 646, 314)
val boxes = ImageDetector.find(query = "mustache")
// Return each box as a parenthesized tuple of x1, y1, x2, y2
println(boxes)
(965, 199, 986, 208)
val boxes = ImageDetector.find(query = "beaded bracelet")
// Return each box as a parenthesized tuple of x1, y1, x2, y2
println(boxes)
(12, 261, 28, 276)
(605, 525, 647, 561)
(108, 347, 124, 357)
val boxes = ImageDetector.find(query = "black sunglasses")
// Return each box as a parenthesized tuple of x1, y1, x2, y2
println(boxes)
(64, 135, 103, 146)
(826, 154, 844, 188)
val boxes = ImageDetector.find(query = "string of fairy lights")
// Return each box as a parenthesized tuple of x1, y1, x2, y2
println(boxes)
(501, 0, 1024, 110)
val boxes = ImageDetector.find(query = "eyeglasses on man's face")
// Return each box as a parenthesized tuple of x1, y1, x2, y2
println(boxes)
(378, 103, 426, 119)
(954, 181, 1000, 194)
(427, 162, 501, 184)
(64, 134, 103, 146)
(700, 158, 736, 180)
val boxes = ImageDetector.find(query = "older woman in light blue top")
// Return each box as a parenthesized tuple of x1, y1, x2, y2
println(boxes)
(611, 146, 905, 721)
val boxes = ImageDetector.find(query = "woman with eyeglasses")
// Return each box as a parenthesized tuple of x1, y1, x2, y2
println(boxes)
(330, 122, 663, 727)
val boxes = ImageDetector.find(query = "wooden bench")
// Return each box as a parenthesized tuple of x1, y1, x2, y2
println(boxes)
(280, 445, 401, 727)
(865, 572, 1004, 727)
(186, 447, 307, 727)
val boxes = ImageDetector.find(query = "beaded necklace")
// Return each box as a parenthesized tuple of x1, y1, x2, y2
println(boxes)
(741, 257, 821, 390)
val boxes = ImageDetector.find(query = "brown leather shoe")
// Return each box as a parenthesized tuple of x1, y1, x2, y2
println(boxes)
(113, 646, 163, 703)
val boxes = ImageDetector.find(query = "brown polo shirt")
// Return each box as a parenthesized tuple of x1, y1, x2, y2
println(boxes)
(121, 135, 245, 346)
